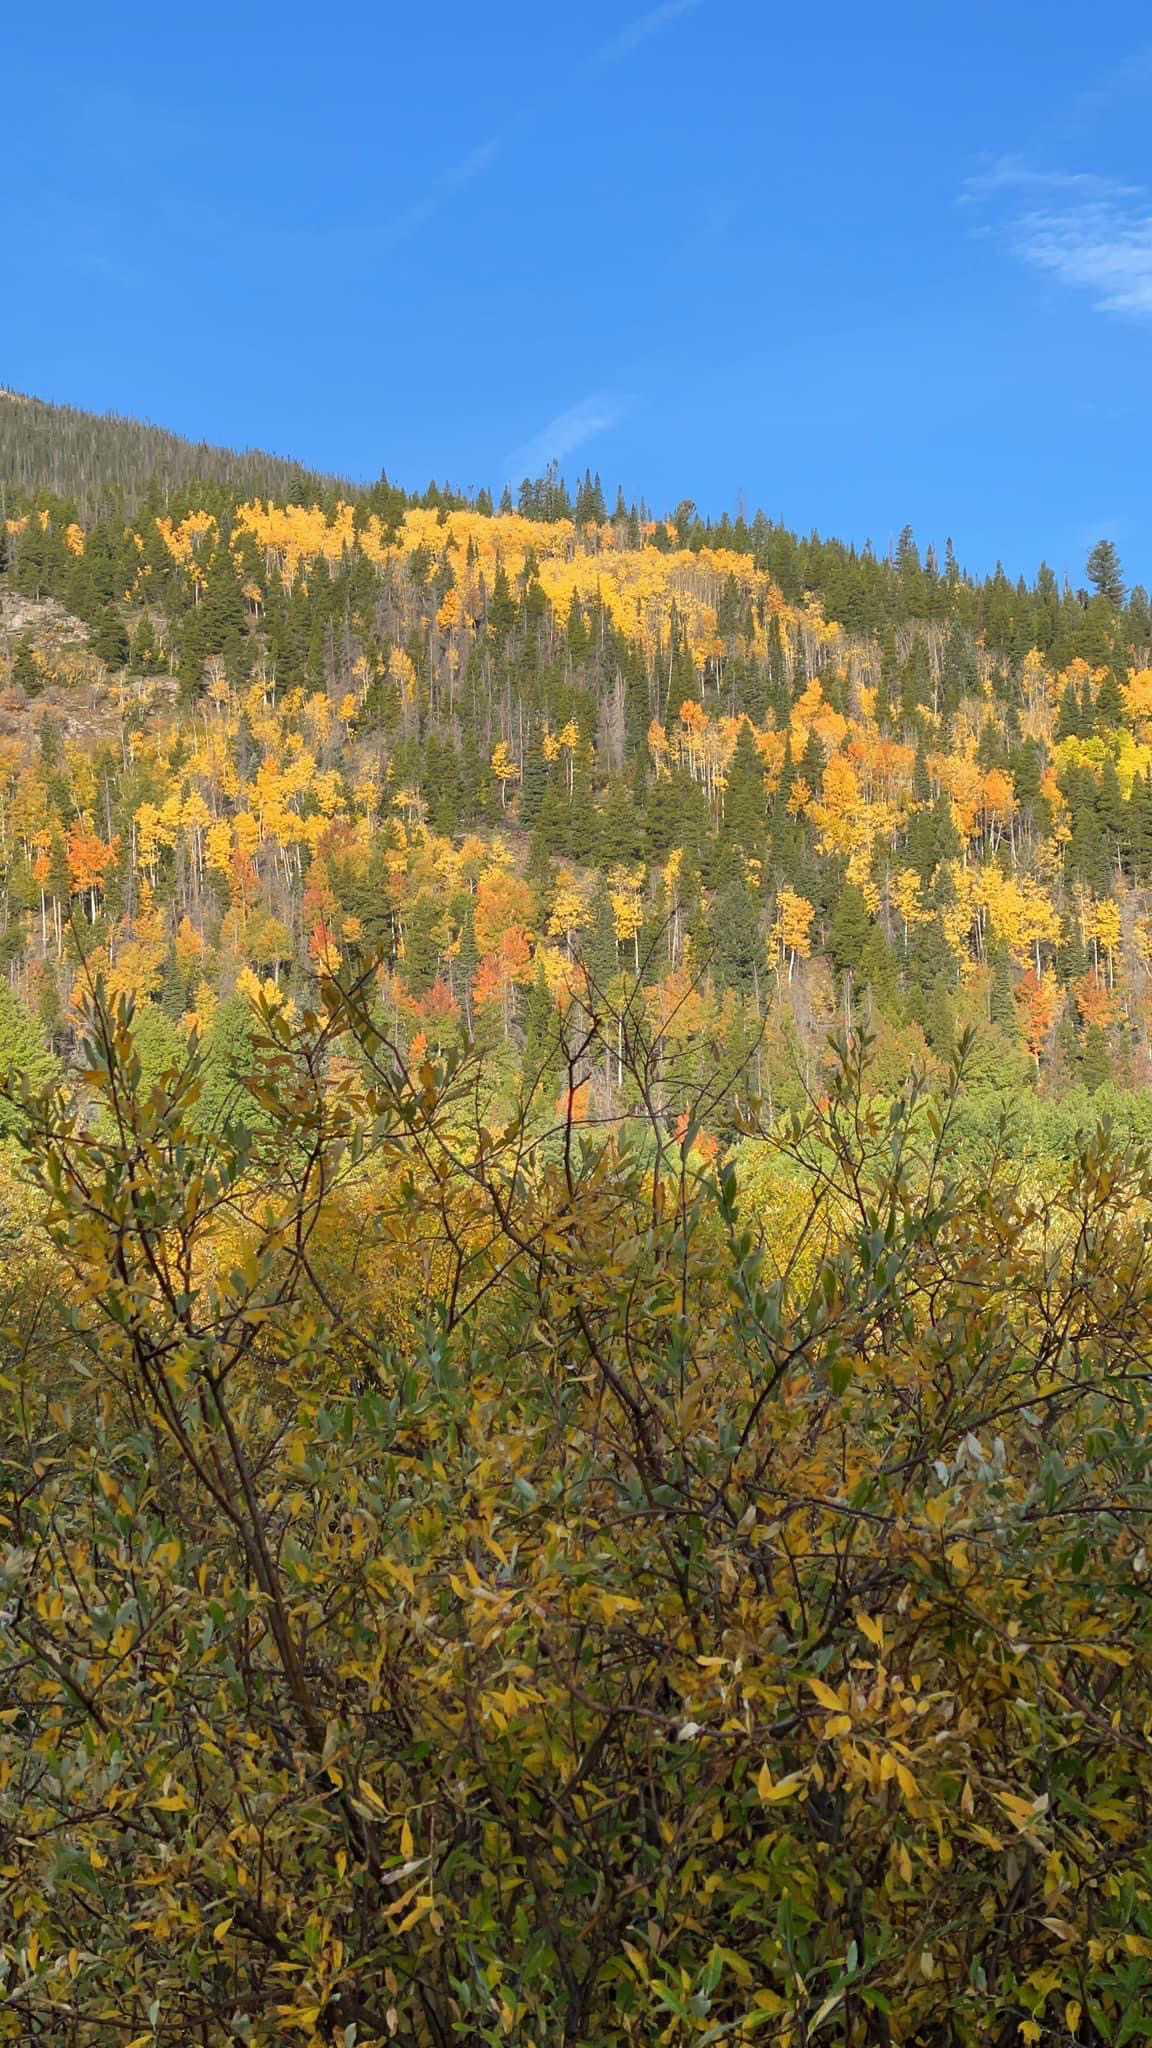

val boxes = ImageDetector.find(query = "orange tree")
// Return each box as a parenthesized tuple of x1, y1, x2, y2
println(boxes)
(3, 995, 1152, 2044)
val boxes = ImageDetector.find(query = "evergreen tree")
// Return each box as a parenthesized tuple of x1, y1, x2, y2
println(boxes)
(401, 895, 445, 997)
(0, 980, 58, 1134)
(582, 880, 619, 994)
(720, 724, 767, 859)
(10, 633, 41, 696)
(827, 883, 872, 978)
(130, 1003, 188, 1090)
(988, 945, 1016, 1034)
(923, 973, 957, 1059)
(711, 862, 766, 998)
(1055, 682, 1082, 742)
(130, 613, 160, 673)
(1095, 668, 1126, 726)
(899, 638, 933, 722)
(195, 996, 275, 1141)
(521, 966, 567, 1091)
(91, 606, 130, 669)
(1086, 539, 1125, 606)
(1080, 1019, 1113, 1092)
(859, 923, 900, 1014)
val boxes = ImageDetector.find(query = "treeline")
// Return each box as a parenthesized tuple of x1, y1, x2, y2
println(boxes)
(0, 387, 352, 520)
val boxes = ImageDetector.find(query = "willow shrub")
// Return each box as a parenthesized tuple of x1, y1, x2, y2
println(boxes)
(3, 990, 1152, 2046)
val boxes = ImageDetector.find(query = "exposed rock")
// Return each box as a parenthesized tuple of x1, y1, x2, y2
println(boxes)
(0, 588, 90, 653)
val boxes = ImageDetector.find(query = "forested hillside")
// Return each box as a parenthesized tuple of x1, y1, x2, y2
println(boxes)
(1, 409, 1151, 1138)
(0, 386, 351, 518)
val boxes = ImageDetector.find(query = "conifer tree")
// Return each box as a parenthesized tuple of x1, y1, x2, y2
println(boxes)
(0, 980, 58, 1133)
(828, 882, 872, 978)
(1086, 538, 1125, 606)
(711, 861, 765, 998)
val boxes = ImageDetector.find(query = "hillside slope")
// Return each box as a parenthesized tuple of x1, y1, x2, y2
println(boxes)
(0, 401, 1150, 1142)
(0, 386, 352, 517)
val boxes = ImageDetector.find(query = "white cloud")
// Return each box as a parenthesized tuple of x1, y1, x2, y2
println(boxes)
(1014, 203, 1152, 314)
(963, 159, 1152, 316)
(374, 138, 502, 249)
(504, 393, 631, 481)
(593, 0, 704, 66)
(960, 155, 1140, 203)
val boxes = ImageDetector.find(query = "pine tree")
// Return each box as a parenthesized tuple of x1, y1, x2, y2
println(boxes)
(827, 882, 872, 978)
(899, 638, 933, 721)
(401, 895, 445, 997)
(521, 966, 567, 1092)
(10, 633, 41, 696)
(923, 973, 957, 1059)
(1055, 682, 1082, 742)
(859, 924, 900, 1013)
(582, 880, 619, 995)
(519, 748, 551, 830)
(1080, 1019, 1113, 1092)
(711, 867, 766, 999)
(0, 980, 58, 1134)
(1086, 539, 1125, 606)
(720, 724, 767, 859)
(130, 614, 160, 674)
(91, 606, 130, 669)
(195, 996, 275, 1141)
(130, 1003, 188, 1090)
(1095, 668, 1126, 725)
(988, 945, 1016, 1034)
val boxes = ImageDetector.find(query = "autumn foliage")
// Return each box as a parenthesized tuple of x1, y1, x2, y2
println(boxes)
(1, 987, 1152, 2044)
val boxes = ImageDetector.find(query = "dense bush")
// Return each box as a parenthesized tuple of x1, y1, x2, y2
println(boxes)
(3, 997, 1152, 2044)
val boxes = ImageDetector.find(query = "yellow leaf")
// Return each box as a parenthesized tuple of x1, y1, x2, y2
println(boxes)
(395, 1894, 434, 1934)
(807, 1678, 845, 1713)
(998, 1792, 1047, 1831)
(968, 1825, 1004, 1850)
(855, 1610, 884, 1648)
(213, 1918, 233, 1942)
(763, 1772, 807, 1803)
(400, 1817, 414, 1858)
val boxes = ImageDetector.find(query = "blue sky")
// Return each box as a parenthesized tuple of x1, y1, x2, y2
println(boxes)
(7, 0, 1152, 579)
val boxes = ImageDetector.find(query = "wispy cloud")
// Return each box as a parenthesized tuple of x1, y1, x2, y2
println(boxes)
(373, 138, 502, 249)
(592, 0, 704, 67)
(1069, 44, 1152, 126)
(962, 157, 1152, 316)
(961, 155, 1140, 203)
(504, 393, 632, 481)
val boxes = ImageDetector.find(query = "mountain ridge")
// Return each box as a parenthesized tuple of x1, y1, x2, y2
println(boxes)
(0, 385, 355, 518)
